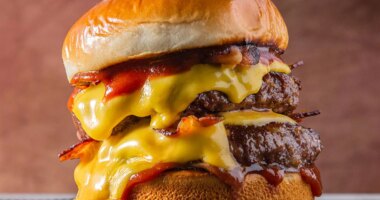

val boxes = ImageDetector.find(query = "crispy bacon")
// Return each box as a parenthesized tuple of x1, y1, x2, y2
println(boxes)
(207, 46, 242, 66)
(70, 71, 100, 87)
(69, 44, 283, 105)
(58, 139, 97, 162)
(155, 115, 223, 137)
(258, 47, 283, 66)
(176, 116, 203, 135)
(198, 115, 223, 126)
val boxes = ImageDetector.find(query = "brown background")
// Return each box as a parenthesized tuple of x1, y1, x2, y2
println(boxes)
(1, 0, 379, 193)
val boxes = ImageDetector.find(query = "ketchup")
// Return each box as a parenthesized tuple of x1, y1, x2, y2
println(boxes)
(121, 163, 178, 199)
(258, 167, 284, 186)
(67, 87, 83, 110)
(71, 57, 192, 102)
(67, 44, 282, 110)
(300, 165, 323, 196)
(118, 162, 322, 200)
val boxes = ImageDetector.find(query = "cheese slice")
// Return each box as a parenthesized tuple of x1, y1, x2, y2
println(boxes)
(222, 110, 296, 126)
(72, 61, 291, 140)
(74, 110, 295, 200)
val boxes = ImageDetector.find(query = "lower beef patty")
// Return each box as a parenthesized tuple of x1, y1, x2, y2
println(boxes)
(226, 122, 322, 169)
(74, 118, 321, 170)
(182, 72, 300, 117)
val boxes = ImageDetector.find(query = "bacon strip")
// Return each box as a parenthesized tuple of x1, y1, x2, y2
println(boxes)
(69, 45, 282, 105)
(58, 139, 97, 161)
(154, 115, 223, 137)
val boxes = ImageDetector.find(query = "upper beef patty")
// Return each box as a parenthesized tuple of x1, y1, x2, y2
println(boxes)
(182, 72, 300, 117)
(226, 122, 322, 169)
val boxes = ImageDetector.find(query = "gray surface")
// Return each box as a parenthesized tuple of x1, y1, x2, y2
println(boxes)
(0, 194, 75, 200)
(318, 194, 380, 200)
(0, 194, 380, 200)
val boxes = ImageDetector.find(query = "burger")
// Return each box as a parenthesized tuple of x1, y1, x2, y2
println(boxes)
(59, 0, 323, 199)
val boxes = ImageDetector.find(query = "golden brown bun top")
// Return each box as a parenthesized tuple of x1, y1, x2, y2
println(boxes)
(62, 0, 288, 81)
(130, 171, 313, 200)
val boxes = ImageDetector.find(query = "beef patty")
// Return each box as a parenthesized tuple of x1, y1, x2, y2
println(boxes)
(182, 72, 300, 117)
(226, 122, 322, 169)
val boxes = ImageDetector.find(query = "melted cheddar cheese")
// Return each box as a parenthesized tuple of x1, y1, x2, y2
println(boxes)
(222, 111, 296, 126)
(74, 111, 295, 200)
(72, 61, 291, 140)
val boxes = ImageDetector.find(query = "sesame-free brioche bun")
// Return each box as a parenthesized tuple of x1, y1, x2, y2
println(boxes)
(62, 0, 288, 81)
(130, 170, 313, 200)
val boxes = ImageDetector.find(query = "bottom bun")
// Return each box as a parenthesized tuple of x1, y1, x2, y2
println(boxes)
(130, 170, 314, 200)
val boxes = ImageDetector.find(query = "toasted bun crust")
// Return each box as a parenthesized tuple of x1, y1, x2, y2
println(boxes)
(62, 0, 288, 81)
(130, 170, 313, 200)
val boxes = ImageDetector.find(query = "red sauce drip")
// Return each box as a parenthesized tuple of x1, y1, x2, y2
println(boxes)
(70, 53, 195, 103)
(121, 163, 178, 200)
(117, 162, 322, 200)
(300, 165, 323, 197)
(68, 45, 281, 110)
(195, 163, 321, 197)
(258, 167, 284, 186)
(192, 164, 285, 198)
(67, 87, 83, 110)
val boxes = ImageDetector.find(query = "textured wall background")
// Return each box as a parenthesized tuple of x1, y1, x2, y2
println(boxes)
(0, 0, 379, 193)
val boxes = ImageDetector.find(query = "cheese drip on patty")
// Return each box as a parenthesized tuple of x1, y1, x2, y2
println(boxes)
(74, 111, 295, 200)
(72, 61, 290, 140)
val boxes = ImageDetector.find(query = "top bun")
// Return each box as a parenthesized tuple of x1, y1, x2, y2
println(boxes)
(62, 0, 288, 81)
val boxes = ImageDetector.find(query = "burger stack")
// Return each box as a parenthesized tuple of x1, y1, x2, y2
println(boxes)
(59, 0, 323, 199)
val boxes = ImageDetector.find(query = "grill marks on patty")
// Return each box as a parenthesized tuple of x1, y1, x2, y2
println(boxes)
(226, 123, 322, 169)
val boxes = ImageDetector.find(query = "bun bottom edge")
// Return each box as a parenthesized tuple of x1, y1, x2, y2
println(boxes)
(130, 170, 314, 200)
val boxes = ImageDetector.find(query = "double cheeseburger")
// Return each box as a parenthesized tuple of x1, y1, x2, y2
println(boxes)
(59, 0, 323, 199)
